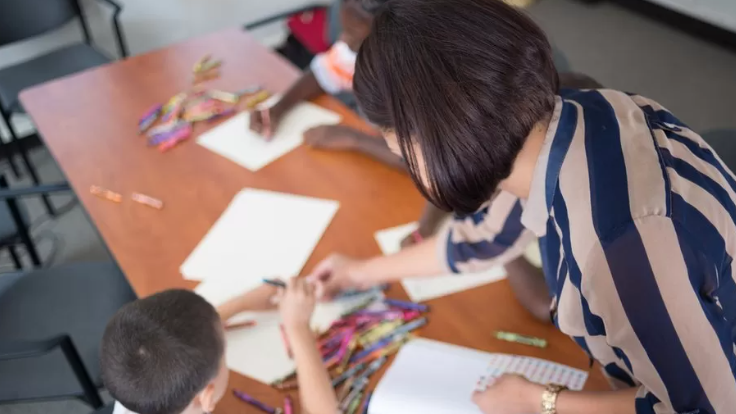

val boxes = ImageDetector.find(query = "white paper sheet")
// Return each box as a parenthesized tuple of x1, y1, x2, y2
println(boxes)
(181, 188, 339, 283)
(374, 223, 506, 302)
(195, 277, 383, 384)
(370, 338, 588, 414)
(197, 102, 341, 171)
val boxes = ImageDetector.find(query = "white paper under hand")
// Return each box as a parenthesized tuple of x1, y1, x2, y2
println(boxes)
(194, 277, 381, 384)
(374, 223, 506, 302)
(181, 188, 339, 284)
(197, 102, 341, 171)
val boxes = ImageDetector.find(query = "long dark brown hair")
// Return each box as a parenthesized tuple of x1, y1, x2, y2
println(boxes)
(354, 0, 558, 214)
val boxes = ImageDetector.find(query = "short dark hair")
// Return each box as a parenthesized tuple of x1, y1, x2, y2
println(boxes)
(101, 290, 224, 414)
(354, 0, 558, 214)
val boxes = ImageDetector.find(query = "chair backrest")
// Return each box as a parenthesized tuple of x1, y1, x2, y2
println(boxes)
(0, 0, 82, 47)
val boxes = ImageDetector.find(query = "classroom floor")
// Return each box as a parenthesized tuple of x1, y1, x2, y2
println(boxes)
(1, 0, 736, 412)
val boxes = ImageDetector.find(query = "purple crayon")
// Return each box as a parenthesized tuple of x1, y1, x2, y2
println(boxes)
(232, 389, 283, 414)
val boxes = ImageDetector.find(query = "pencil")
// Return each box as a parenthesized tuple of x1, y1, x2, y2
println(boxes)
(225, 320, 257, 331)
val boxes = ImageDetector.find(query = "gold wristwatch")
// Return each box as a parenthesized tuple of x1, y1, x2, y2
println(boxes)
(541, 383, 568, 414)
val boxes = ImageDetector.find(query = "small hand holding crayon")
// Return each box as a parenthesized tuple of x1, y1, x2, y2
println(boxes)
(277, 278, 318, 330)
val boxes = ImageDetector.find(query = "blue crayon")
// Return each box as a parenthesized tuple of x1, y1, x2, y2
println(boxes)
(384, 298, 429, 312)
(331, 362, 365, 387)
(361, 392, 372, 414)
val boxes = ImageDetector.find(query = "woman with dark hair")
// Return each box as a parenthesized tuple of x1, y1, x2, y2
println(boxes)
(308, 0, 736, 413)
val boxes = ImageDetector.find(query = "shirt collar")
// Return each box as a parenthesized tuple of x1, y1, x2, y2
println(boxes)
(520, 96, 565, 237)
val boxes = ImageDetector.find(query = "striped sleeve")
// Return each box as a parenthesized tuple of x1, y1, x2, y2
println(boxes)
(583, 216, 736, 413)
(439, 191, 535, 273)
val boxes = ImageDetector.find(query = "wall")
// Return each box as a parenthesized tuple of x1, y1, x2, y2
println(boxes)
(0, 0, 324, 137)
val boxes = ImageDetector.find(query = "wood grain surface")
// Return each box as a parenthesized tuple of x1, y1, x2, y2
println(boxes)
(20, 28, 610, 413)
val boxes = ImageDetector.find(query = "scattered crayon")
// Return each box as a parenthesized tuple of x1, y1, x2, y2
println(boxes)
(360, 392, 372, 414)
(131, 193, 164, 209)
(232, 390, 283, 414)
(383, 298, 429, 312)
(90, 185, 122, 203)
(283, 396, 293, 414)
(494, 331, 547, 348)
(346, 391, 364, 414)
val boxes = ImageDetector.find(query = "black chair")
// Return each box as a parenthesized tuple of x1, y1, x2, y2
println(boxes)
(702, 129, 736, 173)
(0, 262, 137, 408)
(0, 174, 70, 269)
(0, 0, 128, 215)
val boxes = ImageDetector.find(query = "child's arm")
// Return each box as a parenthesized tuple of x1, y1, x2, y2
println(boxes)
(216, 284, 278, 322)
(400, 202, 449, 248)
(250, 71, 323, 137)
(304, 125, 406, 170)
(280, 279, 339, 414)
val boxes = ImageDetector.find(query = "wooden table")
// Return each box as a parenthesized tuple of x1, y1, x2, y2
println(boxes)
(21, 28, 609, 413)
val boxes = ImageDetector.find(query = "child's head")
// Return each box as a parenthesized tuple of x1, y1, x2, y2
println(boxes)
(339, 0, 385, 51)
(353, 0, 558, 215)
(101, 290, 229, 414)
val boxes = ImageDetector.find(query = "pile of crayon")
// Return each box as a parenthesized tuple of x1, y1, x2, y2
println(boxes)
(137, 54, 272, 152)
(275, 296, 430, 414)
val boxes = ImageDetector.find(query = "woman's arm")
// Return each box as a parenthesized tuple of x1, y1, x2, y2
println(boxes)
(472, 374, 636, 414)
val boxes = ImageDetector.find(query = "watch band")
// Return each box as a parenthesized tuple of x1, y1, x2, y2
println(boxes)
(541, 383, 568, 414)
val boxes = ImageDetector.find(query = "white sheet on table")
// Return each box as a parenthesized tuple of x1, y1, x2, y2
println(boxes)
(374, 223, 506, 302)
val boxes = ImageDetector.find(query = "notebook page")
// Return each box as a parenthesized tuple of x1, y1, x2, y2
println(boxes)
(370, 338, 588, 414)
(181, 188, 339, 283)
(375, 223, 506, 302)
(197, 102, 341, 171)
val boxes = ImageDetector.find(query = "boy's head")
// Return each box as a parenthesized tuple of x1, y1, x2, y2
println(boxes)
(339, 0, 386, 51)
(353, 0, 558, 214)
(101, 289, 228, 414)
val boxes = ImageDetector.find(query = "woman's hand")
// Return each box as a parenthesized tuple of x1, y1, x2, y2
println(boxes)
(307, 254, 369, 300)
(278, 278, 318, 330)
(472, 375, 544, 414)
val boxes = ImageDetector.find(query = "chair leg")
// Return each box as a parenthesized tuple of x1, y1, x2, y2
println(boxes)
(59, 336, 104, 409)
(0, 107, 55, 216)
(7, 245, 22, 270)
(0, 112, 21, 177)
(5, 195, 42, 267)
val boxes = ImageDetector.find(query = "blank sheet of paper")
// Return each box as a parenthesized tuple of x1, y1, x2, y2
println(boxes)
(195, 277, 382, 384)
(197, 102, 341, 171)
(181, 188, 339, 283)
(374, 223, 506, 302)
(370, 338, 588, 414)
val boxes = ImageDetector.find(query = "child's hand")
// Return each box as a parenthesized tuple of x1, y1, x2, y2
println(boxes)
(217, 284, 279, 322)
(279, 278, 318, 330)
(304, 125, 359, 150)
(249, 105, 283, 138)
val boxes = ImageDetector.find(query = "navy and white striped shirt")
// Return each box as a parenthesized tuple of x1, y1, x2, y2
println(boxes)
(439, 89, 736, 413)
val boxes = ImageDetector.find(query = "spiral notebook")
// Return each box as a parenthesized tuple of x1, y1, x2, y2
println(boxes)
(369, 338, 588, 414)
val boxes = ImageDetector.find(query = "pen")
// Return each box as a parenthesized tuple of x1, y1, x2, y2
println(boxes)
(263, 278, 287, 288)
(232, 389, 283, 414)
